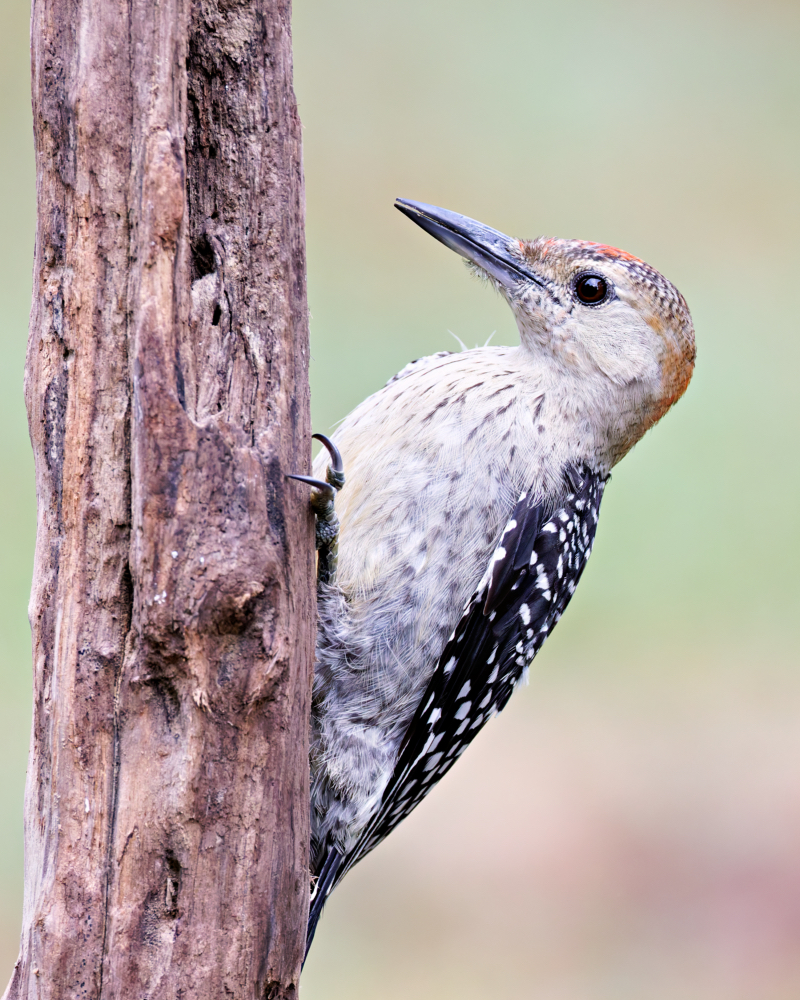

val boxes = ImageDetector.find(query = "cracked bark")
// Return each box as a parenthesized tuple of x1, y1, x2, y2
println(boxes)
(4, 0, 313, 996)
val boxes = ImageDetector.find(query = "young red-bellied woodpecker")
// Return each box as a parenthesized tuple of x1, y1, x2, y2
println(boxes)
(294, 199, 696, 956)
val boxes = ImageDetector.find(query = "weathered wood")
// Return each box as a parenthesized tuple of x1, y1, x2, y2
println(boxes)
(5, 0, 313, 995)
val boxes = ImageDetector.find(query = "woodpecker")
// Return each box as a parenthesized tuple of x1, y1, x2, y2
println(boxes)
(295, 199, 696, 956)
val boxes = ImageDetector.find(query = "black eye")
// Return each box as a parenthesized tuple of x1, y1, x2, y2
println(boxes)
(575, 273, 608, 305)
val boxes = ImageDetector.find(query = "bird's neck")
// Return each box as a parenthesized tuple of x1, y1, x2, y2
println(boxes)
(515, 347, 664, 473)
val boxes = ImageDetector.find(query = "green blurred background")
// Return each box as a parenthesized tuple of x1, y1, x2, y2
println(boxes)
(2, 0, 799, 996)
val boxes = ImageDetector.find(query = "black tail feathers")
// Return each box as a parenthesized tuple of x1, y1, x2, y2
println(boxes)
(303, 846, 344, 965)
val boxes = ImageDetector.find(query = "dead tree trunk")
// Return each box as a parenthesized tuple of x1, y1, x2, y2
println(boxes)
(5, 0, 313, 996)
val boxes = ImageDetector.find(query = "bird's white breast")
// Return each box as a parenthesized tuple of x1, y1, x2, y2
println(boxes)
(313, 347, 566, 747)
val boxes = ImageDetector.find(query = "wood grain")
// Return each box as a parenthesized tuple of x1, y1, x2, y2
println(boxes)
(5, 0, 313, 996)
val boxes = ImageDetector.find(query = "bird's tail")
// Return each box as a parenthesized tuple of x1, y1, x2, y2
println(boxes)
(304, 846, 344, 965)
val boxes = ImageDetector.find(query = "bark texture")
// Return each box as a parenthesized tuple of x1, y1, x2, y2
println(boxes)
(5, 0, 313, 996)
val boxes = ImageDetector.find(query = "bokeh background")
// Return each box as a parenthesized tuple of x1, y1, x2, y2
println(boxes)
(1, 0, 799, 996)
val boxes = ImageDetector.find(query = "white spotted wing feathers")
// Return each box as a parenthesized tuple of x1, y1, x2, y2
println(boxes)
(340, 464, 608, 877)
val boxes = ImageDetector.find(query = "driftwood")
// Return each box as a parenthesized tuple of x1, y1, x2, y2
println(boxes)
(5, 0, 313, 996)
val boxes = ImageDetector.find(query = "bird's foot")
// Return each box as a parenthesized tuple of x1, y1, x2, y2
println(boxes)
(288, 433, 345, 586)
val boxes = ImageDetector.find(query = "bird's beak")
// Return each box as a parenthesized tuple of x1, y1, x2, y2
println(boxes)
(395, 198, 544, 290)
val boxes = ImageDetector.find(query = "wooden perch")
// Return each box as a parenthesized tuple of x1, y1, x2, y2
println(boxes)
(5, 0, 314, 996)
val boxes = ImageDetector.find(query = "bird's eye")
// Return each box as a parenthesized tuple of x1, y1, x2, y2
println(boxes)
(574, 273, 608, 305)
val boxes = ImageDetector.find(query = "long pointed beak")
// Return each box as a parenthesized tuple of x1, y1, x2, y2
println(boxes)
(395, 198, 544, 289)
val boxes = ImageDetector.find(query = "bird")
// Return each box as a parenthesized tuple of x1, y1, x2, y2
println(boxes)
(293, 198, 696, 957)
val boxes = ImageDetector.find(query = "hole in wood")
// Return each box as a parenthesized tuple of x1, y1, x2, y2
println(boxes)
(164, 852, 181, 918)
(191, 233, 216, 279)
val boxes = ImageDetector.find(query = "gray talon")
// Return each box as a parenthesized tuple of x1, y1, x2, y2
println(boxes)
(313, 433, 345, 491)
(287, 474, 336, 501)
(288, 436, 346, 586)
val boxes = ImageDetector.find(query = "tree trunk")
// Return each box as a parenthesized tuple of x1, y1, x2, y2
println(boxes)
(4, 0, 313, 996)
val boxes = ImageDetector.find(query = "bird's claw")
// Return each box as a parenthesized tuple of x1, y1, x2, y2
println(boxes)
(288, 433, 346, 586)
(313, 433, 345, 491)
(286, 474, 336, 502)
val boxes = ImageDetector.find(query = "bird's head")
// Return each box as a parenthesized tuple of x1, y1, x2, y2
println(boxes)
(396, 199, 695, 462)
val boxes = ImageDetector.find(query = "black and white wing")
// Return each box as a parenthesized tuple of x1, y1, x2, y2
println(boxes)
(306, 464, 608, 954)
(344, 464, 608, 873)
